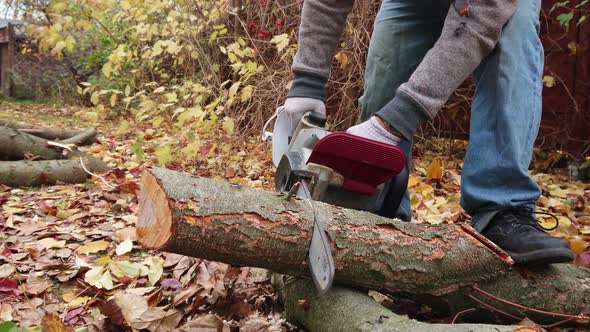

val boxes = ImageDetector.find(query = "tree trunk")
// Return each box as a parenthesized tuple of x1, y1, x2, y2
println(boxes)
(0, 119, 95, 143)
(0, 158, 108, 187)
(137, 167, 590, 325)
(274, 276, 520, 332)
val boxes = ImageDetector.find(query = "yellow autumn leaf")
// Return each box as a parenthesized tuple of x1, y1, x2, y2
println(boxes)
(222, 117, 235, 135)
(90, 92, 99, 105)
(240, 85, 253, 102)
(408, 175, 421, 188)
(270, 33, 290, 53)
(334, 51, 349, 68)
(78, 240, 111, 255)
(65, 35, 75, 52)
(155, 144, 172, 166)
(426, 158, 443, 181)
(568, 237, 589, 254)
(110, 93, 117, 107)
(543, 75, 555, 88)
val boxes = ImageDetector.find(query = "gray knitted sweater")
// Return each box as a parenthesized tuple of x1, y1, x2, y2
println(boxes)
(287, 0, 519, 140)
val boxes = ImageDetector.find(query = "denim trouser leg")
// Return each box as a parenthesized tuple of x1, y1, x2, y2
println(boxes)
(463, 0, 544, 231)
(360, 0, 450, 221)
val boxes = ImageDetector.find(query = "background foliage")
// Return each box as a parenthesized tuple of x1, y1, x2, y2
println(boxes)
(4, 0, 589, 162)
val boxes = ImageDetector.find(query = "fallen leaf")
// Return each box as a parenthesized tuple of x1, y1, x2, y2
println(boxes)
(115, 238, 134, 256)
(176, 314, 223, 332)
(42, 312, 73, 332)
(109, 260, 148, 278)
(85, 266, 114, 290)
(0, 278, 18, 293)
(161, 278, 182, 290)
(0, 303, 13, 321)
(130, 307, 183, 332)
(23, 274, 53, 295)
(426, 158, 443, 181)
(37, 237, 66, 249)
(568, 237, 589, 254)
(114, 227, 137, 242)
(144, 256, 164, 286)
(0, 322, 17, 332)
(113, 291, 149, 325)
(78, 240, 111, 255)
(0, 264, 16, 278)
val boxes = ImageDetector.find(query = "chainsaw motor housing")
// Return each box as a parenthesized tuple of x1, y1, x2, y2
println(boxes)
(274, 111, 408, 215)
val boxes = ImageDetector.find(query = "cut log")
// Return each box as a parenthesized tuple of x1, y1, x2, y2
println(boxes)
(137, 167, 590, 325)
(0, 119, 94, 142)
(0, 158, 107, 187)
(58, 128, 98, 146)
(0, 126, 101, 163)
(0, 126, 62, 160)
(274, 276, 520, 332)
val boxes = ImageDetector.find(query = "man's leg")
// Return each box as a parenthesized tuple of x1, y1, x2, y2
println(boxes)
(360, 0, 451, 221)
(462, 0, 573, 263)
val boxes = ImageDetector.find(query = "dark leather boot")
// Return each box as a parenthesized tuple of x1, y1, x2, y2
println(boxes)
(481, 207, 574, 265)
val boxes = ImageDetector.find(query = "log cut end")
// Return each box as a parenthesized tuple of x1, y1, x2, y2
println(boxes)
(137, 169, 173, 249)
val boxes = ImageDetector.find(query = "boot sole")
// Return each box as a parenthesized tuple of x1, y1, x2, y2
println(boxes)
(506, 248, 575, 265)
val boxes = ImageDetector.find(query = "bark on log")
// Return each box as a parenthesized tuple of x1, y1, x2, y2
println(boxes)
(137, 167, 590, 325)
(274, 276, 520, 332)
(0, 119, 95, 143)
(0, 158, 108, 187)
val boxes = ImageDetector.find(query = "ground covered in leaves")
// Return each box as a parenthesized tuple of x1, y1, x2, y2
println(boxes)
(1, 102, 589, 331)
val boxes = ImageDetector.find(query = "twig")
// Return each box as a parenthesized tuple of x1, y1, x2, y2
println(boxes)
(46, 141, 116, 189)
(473, 286, 589, 320)
(451, 308, 477, 324)
(467, 294, 522, 321)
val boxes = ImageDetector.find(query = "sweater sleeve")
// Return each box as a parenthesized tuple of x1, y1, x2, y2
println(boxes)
(377, 0, 520, 140)
(287, 0, 355, 101)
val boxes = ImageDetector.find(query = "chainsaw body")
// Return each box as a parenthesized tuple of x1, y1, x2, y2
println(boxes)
(274, 111, 408, 214)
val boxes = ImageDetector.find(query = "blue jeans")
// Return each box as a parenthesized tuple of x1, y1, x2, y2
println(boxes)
(359, 0, 544, 228)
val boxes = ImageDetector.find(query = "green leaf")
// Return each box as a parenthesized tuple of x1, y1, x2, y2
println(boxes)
(131, 136, 144, 161)
(102, 62, 112, 78)
(557, 11, 574, 27)
(0, 322, 18, 332)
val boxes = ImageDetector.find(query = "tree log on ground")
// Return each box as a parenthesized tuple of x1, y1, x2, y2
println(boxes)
(137, 167, 590, 326)
(0, 159, 108, 187)
(274, 276, 520, 332)
(0, 125, 106, 187)
(0, 119, 96, 143)
(0, 127, 98, 160)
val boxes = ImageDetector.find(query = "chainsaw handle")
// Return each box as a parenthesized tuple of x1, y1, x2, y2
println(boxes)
(305, 111, 327, 128)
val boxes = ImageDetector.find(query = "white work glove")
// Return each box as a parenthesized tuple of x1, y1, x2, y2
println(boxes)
(284, 97, 326, 132)
(346, 116, 401, 146)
